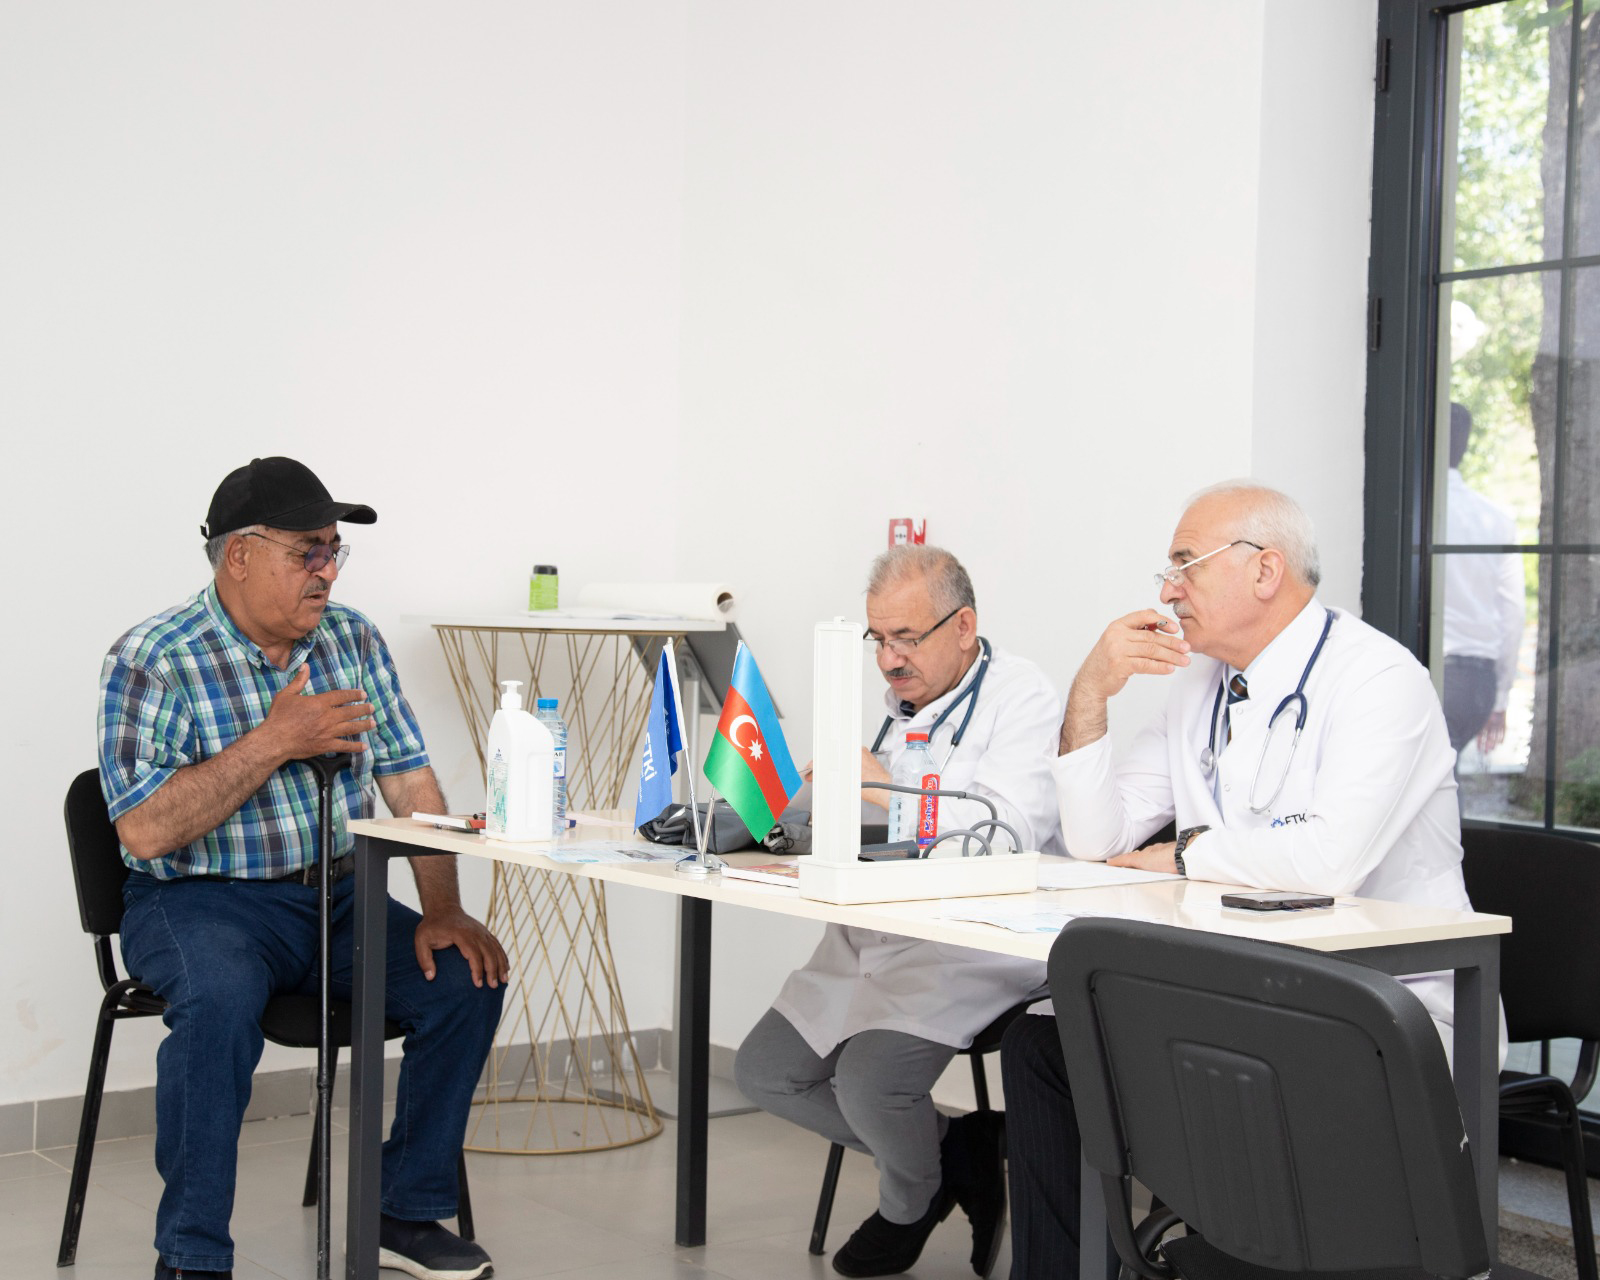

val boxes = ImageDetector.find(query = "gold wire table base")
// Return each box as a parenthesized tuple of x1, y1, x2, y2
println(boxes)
(433, 623, 684, 1155)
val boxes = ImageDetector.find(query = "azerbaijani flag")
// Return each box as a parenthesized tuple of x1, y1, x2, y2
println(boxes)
(703, 643, 802, 842)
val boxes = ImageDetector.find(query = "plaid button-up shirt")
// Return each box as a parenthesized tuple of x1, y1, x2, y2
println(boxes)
(98, 582, 429, 880)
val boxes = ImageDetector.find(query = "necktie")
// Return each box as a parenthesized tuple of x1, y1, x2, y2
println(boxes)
(1224, 674, 1248, 746)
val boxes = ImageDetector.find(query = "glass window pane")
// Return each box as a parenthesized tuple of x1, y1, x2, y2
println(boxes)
(1572, 5, 1600, 257)
(1443, 0, 1565, 273)
(1512, 1040, 1600, 1108)
(1554, 554, 1600, 832)
(1445, 551, 1543, 826)
(1435, 274, 1548, 543)
(1562, 268, 1600, 543)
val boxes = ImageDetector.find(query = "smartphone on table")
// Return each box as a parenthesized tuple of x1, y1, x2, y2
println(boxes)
(1219, 890, 1336, 912)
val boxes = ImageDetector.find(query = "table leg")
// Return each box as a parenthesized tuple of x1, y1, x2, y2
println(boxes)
(345, 836, 389, 1280)
(676, 897, 711, 1247)
(1453, 939, 1500, 1257)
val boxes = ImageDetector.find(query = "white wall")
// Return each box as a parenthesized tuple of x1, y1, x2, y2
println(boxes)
(677, 0, 1378, 1047)
(0, 1, 1378, 1108)
(0, 2, 689, 1103)
(1250, 0, 1378, 610)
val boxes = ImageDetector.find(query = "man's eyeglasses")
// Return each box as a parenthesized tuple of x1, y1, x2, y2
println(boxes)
(863, 605, 962, 658)
(1153, 539, 1262, 590)
(245, 531, 351, 574)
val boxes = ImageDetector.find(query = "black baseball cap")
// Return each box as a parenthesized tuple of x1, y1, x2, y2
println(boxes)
(201, 457, 377, 539)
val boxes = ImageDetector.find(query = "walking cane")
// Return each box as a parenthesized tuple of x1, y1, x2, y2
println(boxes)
(301, 751, 352, 1280)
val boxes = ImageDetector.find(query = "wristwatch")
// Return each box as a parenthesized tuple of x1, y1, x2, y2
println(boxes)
(1173, 825, 1210, 878)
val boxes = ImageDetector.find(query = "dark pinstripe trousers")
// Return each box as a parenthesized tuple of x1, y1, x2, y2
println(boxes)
(1001, 1014, 1119, 1280)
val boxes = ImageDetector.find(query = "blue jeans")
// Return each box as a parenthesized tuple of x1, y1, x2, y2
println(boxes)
(121, 871, 504, 1273)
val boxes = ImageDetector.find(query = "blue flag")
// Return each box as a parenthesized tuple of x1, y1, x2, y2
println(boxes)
(634, 641, 686, 829)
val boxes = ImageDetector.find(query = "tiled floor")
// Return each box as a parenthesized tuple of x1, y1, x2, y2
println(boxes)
(17, 1101, 1600, 1280)
(9, 1106, 1011, 1280)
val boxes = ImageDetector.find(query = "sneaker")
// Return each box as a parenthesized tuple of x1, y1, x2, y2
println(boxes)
(154, 1264, 232, 1279)
(379, 1214, 493, 1280)
(941, 1111, 1008, 1277)
(831, 1183, 956, 1278)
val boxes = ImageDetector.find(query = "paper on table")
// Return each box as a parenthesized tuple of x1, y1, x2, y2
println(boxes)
(944, 900, 1169, 934)
(720, 861, 801, 888)
(542, 842, 688, 865)
(1037, 861, 1184, 891)
(567, 811, 637, 830)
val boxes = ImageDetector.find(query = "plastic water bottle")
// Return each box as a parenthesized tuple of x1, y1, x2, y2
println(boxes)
(535, 697, 568, 826)
(887, 732, 933, 844)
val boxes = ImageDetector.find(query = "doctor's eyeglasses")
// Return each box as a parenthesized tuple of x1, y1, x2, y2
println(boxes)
(864, 605, 962, 657)
(1153, 539, 1262, 590)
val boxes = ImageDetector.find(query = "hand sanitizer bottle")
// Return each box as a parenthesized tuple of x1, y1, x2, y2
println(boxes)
(485, 680, 556, 842)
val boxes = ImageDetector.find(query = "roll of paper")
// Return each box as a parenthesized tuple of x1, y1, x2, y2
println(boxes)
(574, 582, 737, 622)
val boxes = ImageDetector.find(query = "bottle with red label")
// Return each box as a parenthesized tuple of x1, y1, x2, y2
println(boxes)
(887, 732, 938, 848)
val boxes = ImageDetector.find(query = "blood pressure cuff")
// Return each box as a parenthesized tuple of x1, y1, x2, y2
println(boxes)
(764, 811, 812, 855)
(636, 802, 877, 857)
(636, 802, 768, 854)
(757, 809, 890, 857)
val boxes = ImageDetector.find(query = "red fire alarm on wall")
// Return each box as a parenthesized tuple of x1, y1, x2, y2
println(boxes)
(888, 518, 926, 548)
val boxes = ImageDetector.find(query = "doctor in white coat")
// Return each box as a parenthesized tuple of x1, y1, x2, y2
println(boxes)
(1000, 479, 1497, 1280)
(735, 545, 1063, 1280)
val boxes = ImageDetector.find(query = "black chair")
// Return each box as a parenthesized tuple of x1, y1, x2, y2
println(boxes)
(1462, 825, 1600, 1280)
(56, 768, 474, 1268)
(807, 999, 1029, 1256)
(1049, 916, 1535, 1280)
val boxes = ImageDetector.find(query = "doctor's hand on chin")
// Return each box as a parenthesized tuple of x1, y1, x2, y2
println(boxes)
(1060, 609, 1192, 755)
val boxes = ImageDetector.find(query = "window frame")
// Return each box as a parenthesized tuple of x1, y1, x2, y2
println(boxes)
(1366, 0, 1599, 841)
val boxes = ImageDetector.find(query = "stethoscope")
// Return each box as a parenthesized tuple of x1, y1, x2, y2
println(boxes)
(871, 637, 993, 771)
(1201, 609, 1335, 814)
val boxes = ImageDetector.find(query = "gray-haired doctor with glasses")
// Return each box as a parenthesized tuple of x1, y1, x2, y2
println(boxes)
(735, 545, 1063, 1280)
(998, 479, 1501, 1280)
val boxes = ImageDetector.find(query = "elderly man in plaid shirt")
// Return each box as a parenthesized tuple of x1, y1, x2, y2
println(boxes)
(99, 457, 506, 1280)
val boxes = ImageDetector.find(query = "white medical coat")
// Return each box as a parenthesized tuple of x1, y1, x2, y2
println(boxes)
(1052, 600, 1479, 1036)
(774, 644, 1063, 1054)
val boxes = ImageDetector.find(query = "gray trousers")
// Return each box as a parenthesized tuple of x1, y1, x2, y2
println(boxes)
(733, 1007, 956, 1224)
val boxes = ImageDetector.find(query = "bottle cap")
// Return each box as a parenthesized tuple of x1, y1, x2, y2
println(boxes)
(536, 697, 558, 710)
(499, 679, 523, 710)
(905, 731, 929, 743)
(531, 564, 558, 575)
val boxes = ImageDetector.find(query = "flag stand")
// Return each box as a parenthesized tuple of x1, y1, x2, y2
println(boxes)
(674, 793, 726, 877)
(674, 639, 797, 878)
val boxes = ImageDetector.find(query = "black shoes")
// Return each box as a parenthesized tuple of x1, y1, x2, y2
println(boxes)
(152, 1218, 489, 1280)
(942, 1110, 1009, 1277)
(378, 1214, 494, 1280)
(831, 1182, 958, 1277)
(830, 1111, 1009, 1277)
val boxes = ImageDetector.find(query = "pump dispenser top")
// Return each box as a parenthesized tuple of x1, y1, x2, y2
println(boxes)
(500, 680, 524, 711)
